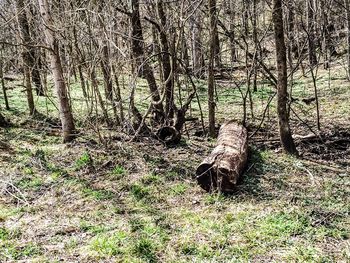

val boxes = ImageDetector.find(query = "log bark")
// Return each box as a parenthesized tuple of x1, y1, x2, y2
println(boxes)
(196, 121, 248, 193)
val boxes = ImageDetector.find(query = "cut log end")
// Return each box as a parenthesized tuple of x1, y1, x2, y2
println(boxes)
(156, 126, 181, 145)
(196, 121, 248, 193)
(196, 164, 237, 193)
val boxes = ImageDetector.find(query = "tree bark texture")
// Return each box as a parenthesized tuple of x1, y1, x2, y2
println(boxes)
(157, 2, 174, 119)
(272, 0, 298, 155)
(196, 121, 248, 193)
(190, 9, 204, 77)
(38, 0, 76, 142)
(345, 0, 350, 78)
(16, 0, 36, 115)
(130, 0, 164, 122)
(208, 0, 217, 137)
(307, 0, 317, 67)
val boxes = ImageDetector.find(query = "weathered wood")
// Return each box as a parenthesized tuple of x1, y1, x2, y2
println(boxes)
(196, 121, 248, 192)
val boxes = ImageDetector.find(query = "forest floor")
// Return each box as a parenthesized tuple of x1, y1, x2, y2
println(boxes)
(0, 66, 350, 262)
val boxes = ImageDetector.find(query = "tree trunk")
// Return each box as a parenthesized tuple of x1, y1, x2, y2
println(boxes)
(272, 0, 298, 155)
(91, 68, 110, 125)
(307, 0, 317, 67)
(228, 1, 237, 62)
(15, 0, 37, 115)
(287, 0, 296, 65)
(100, 45, 114, 102)
(252, 0, 258, 92)
(190, 9, 204, 77)
(28, 5, 45, 96)
(38, 0, 75, 142)
(196, 121, 248, 193)
(0, 51, 10, 110)
(97, 4, 114, 102)
(130, 0, 164, 123)
(31, 55, 44, 96)
(214, 27, 222, 69)
(345, 0, 350, 79)
(208, 0, 217, 137)
(157, 2, 174, 119)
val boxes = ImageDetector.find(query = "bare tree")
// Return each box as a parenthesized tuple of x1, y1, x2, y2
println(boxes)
(345, 0, 350, 79)
(129, 0, 164, 123)
(38, 0, 75, 142)
(208, 0, 217, 137)
(307, 0, 317, 67)
(15, 0, 37, 115)
(157, 2, 174, 119)
(272, 0, 298, 155)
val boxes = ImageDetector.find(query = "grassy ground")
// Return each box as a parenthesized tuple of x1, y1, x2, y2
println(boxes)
(0, 66, 349, 262)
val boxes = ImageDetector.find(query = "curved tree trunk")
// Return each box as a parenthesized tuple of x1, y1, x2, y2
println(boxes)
(130, 0, 164, 123)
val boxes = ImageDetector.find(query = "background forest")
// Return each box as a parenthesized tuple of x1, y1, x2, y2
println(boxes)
(0, 0, 349, 262)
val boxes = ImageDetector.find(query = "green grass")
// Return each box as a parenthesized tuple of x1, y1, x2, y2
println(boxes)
(16, 176, 44, 190)
(0, 242, 42, 261)
(89, 231, 128, 257)
(0, 67, 349, 262)
(75, 151, 92, 170)
(82, 187, 115, 201)
(112, 164, 126, 176)
(130, 184, 151, 201)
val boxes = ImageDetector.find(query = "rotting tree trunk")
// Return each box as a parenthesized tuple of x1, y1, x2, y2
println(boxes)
(196, 121, 248, 193)
(272, 0, 298, 155)
(38, 0, 75, 142)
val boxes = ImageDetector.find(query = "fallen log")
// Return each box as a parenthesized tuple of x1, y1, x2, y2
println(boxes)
(196, 121, 248, 193)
